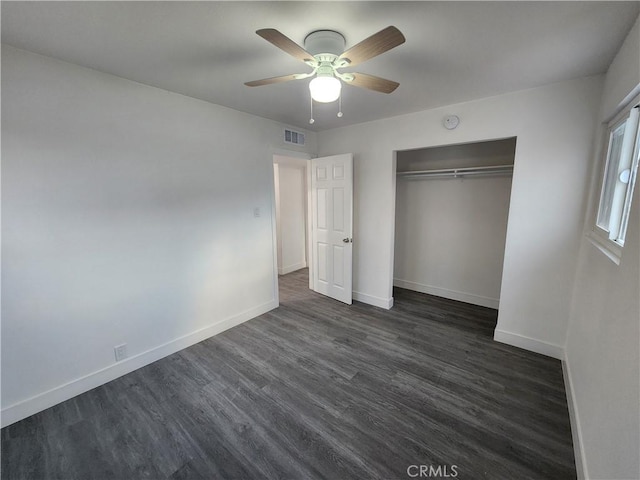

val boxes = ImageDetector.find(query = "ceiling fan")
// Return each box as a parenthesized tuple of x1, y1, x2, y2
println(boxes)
(245, 26, 405, 117)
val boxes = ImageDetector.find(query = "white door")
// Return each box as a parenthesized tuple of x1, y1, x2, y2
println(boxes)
(311, 154, 353, 304)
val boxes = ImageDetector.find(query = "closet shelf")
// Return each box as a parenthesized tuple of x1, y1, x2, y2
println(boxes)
(397, 164, 513, 179)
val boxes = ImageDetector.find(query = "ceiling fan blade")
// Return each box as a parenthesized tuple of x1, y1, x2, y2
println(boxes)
(245, 74, 305, 87)
(347, 73, 399, 94)
(256, 29, 316, 64)
(339, 26, 405, 67)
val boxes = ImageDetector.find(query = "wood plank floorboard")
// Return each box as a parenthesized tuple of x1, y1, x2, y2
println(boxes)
(2, 268, 576, 479)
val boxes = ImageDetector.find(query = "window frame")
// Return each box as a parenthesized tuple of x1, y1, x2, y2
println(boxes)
(589, 96, 640, 264)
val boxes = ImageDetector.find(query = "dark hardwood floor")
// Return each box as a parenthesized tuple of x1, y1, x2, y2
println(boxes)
(2, 269, 576, 479)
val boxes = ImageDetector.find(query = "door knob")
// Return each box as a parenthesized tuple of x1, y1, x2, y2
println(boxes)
(343, 238, 353, 243)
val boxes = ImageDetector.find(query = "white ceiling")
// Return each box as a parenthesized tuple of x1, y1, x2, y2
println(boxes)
(2, 1, 639, 131)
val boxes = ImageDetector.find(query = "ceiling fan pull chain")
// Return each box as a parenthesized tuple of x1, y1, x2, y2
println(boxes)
(309, 94, 315, 124)
(337, 93, 343, 118)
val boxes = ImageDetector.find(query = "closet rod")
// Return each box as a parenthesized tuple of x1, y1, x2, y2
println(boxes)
(396, 164, 513, 179)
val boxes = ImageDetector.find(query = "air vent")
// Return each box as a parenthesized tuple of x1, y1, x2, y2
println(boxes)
(284, 129, 305, 146)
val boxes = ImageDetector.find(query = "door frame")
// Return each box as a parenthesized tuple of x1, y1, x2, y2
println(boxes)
(270, 150, 313, 305)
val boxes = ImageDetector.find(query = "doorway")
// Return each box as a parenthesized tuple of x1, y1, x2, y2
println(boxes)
(273, 152, 355, 305)
(273, 154, 311, 280)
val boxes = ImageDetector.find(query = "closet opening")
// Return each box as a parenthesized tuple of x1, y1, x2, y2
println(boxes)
(393, 137, 516, 310)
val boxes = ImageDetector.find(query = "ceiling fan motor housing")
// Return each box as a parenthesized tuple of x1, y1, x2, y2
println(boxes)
(304, 30, 346, 58)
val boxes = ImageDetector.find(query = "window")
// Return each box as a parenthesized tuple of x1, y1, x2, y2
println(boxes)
(592, 99, 640, 259)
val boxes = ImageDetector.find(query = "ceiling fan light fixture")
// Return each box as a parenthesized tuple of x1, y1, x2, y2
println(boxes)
(247, 26, 406, 121)
(309, 76, 341, 103)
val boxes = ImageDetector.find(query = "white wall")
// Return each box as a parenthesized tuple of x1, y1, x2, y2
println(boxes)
(600, 15, 640, 121)
(394, 140, 514, 309)
(564, 15, 640, 480)
(318, 75, 603, 357)
(0, 45, 316, 426)
(274, 156, 308, 275)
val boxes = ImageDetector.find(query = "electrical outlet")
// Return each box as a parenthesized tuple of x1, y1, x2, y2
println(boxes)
(114, 344, 128, 362)
(253, 207, 261, 218)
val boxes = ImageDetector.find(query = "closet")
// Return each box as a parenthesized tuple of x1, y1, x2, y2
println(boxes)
(393, 138, 516, 309)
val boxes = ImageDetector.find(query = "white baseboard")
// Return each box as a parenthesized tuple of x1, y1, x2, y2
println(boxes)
(393, 278, 499, 309)
(278, 261, 307, 275)
(493, 329, 564, 359)
(562, 359, 589, 480)
(353, 291, 393, 309)
(1, 299, 278, 428)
